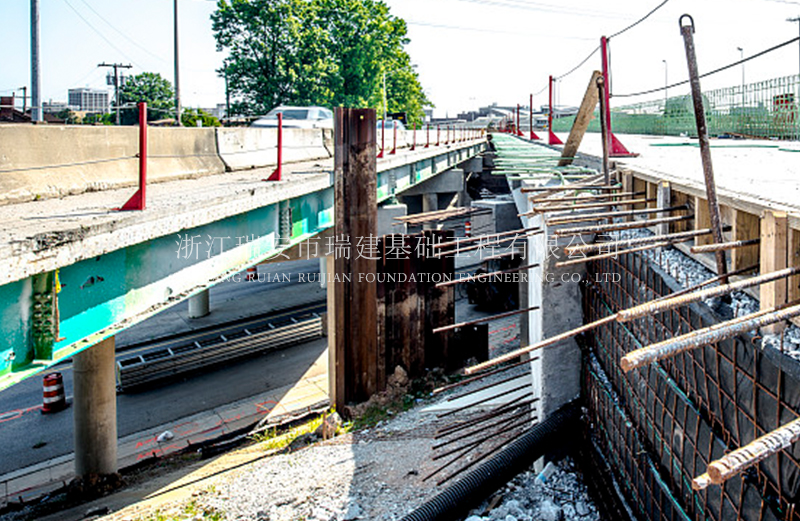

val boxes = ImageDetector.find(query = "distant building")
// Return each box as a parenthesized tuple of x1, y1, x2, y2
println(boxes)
(42, 100, 69, 114)
(68, 88, 109, 114)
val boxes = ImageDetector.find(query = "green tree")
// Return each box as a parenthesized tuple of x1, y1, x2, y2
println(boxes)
(55, 108, 80, 124)
(181, 108, 221, 127)
(117, 72, 175, 124)
(82, 112, 114, 125)
(211, 0, 431, 123)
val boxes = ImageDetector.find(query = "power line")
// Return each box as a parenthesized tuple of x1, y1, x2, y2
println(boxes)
(608, 0, 670, 40)
(613, 35, 800, 98)
(76, 0, 167, 63)
(447, 0, 639, 21)
(405, 19, 594, 40)
(61, 0, 140, 67)
(556, 46, 600, 80)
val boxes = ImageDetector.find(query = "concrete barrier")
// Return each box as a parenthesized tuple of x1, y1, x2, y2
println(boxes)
(216, 127, 333, 171)
(0, 125, 226, 205)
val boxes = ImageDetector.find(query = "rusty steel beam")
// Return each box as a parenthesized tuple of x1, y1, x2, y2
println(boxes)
(681, 15, 728, 282)
(690, 237, 760, 254)
(545, 204, 688, 226)
(702, 417, 800, 487)
(563, 227, 718, 257)
(551, 214, 693, 238)
(620, 302, 800, 372)
(617, 266, 800, 323)
(432, 305, 541, 334)
(554, 241, 673, 269)
(435, 263, 540, 288)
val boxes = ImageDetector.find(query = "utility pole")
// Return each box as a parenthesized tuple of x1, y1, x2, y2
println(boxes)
(30, 0, 42, 123)
(19, 87, 28, 114)
(174, 0, 182, 126)
(99, 63, 132, 125)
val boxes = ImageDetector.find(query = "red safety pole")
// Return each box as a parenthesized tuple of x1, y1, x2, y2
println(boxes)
(411, 122, 416, 151)
(600, 36, 636, 157)
(529, 93, 541, 140)
(377, 119, 385, 158)
(118, 102, 147, 211)
(436, 125, 440, 146)
(266, 112, 283, 181)
(516, 104, 524, 136)
(390, 120, 397, 154)
(426, 124, 430, 148)
(548, 75, 564, 145)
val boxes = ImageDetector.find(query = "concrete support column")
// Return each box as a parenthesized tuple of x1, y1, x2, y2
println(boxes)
(73, 336, 118, 476)
(188, 289, 210, 319)
(422, 193, 438, 230)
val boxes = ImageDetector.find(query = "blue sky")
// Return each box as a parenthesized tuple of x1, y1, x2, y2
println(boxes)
(2, 0, 800, 116)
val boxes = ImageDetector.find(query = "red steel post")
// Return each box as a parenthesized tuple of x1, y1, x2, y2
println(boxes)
(600, 36, 636, 157)
(266, 112, 283, 181)
(390, 120, 397, 154)
(118, 102, 148, 211)
(548, 76, 564, 145)
(426, 124, 430, 148)
(377, 118, 385, 158)
(529, 93, 540, 140)
(411, 122, 416, 151)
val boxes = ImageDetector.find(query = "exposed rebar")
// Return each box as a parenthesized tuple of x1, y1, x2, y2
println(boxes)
(551, 214, 693, 238)
(432, 306, 541, 334)
(690, 237, 760, 254)
(545, 204, 688, 226)
(617, 266, 800, 322)
(436, 263, 540, 288)
(704, 417, 800, 487)
(528, 197, 655, 214)
(620, 302, 800, 372)
(563, 228, 717, 257)
(555, 241, 673, 268)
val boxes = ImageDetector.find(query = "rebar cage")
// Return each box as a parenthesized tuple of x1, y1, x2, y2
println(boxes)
(582, 250, 800, 521)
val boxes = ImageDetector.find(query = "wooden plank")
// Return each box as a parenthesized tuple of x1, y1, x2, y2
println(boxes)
(333, 107, 378, 407)
(646, 182, 658, 209)
(621, 171, 634, 222)
(733, 210, 760, 271)
(558, 70, 602, 167)
(790, 228, 800, 304)
(761, 211, 788, 335)
(694, 196, 713, 247)
(656, 181, 671, 236)
(790, 228, 800, 328)
(633, 177, 647, 210)
(670, 189, 691, 233)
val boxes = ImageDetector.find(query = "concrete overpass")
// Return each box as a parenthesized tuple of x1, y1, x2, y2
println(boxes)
(0, 120, 486, 479)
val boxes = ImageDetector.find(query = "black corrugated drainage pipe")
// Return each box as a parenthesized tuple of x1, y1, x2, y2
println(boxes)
(400, 402, 580, 521)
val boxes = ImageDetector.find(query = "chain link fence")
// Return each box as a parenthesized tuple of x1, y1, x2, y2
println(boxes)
(553, 74, 800, 140)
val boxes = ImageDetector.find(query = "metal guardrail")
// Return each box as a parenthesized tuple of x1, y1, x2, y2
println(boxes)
(116, 312, 323, 390)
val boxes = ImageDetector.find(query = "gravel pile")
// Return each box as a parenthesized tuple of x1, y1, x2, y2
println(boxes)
(464, 457, 600, 521)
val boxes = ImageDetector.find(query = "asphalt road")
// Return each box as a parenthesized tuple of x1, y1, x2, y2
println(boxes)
(0, 259, 326, 476)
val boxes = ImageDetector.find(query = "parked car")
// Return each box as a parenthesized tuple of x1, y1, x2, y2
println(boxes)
(376, 119, 406, 131)
(251, 106, 334, 129)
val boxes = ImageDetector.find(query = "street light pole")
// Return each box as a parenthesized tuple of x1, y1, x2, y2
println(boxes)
(30, 0, 42, 123)
(737, 47, 745, 117)
(174, 0, 182, 126)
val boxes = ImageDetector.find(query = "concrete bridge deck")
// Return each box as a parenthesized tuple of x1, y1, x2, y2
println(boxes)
(0, 126, 486, 391)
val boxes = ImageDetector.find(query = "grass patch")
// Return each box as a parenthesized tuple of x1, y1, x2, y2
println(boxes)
(251, 414, 325, 451)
